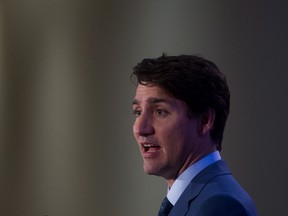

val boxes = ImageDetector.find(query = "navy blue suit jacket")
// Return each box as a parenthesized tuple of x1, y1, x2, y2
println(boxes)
(168, 160, 257, 216)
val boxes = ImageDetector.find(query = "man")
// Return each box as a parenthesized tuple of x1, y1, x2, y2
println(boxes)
(131, 54, 257, 216)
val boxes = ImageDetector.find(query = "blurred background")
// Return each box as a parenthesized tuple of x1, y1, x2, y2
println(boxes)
(1, 0, 288, 215)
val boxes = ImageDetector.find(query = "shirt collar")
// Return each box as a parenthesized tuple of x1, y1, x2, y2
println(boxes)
(167, 151, 221, 205)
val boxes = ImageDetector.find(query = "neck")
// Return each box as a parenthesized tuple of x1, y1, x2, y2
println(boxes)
(166, 147, 217, 188)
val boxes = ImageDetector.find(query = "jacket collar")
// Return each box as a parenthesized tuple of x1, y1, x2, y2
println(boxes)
(169, 160, 231, 215)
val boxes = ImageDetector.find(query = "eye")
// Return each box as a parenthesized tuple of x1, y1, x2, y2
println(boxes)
(155, 109, 168, 117)
(132, 109, 141, 117)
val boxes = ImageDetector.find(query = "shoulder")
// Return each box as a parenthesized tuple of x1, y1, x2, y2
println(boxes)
(185, 175, 258, 216)
(192, 194, 253, 216)
(186, 165, 258, 215)
(173, 160, 257, 216)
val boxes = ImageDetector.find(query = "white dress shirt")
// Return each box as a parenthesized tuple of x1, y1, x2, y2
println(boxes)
(167, 151, 221, 205)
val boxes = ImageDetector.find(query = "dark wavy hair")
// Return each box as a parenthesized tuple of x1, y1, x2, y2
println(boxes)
(131, 54, 230, 150)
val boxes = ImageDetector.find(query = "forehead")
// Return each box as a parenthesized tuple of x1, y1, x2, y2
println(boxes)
(133, 84, 179, 106)
(135, 84, 168, 96)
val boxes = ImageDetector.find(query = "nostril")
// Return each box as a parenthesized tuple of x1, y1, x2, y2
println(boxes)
(137, 123, 154, 137)
(139, 127, 155, 136)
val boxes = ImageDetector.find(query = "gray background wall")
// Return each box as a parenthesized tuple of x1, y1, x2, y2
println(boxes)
(1, 0, 287, 215)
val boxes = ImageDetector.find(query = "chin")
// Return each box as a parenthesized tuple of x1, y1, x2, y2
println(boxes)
(143, 165, 165, 177)
(143, 167, 156, 175)
(143, 165, 159, 176)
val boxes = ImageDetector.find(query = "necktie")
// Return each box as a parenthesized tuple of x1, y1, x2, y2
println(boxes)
(158, 197, 173, 216)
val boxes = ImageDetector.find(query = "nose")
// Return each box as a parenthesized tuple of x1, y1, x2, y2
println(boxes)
(133, 114, 155, 137)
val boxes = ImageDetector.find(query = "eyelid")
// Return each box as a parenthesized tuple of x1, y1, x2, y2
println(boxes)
(132, 106, 141, 117)
(155, 108, 169, 117)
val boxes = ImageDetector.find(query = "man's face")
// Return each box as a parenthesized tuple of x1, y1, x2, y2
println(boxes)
(132, 84, 201, 180)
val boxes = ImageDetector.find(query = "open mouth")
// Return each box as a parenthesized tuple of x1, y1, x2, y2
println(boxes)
(143, 144, 161, 152)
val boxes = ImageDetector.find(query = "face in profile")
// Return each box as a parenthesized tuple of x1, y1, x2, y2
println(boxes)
(132, 84, 202, 181)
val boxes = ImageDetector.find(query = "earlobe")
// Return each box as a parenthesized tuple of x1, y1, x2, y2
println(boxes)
(199, 108, 215, 135)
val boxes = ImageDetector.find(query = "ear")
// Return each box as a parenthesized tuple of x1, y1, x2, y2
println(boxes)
(198, 108, 215, 135)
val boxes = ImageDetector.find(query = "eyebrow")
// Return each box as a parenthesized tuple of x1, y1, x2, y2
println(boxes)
(132, 97, 172, 105)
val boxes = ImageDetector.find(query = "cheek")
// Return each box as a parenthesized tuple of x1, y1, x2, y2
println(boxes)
(164, 121, 194, 147)
(133, 124, 138, 138)
(160, 124, 183, 147)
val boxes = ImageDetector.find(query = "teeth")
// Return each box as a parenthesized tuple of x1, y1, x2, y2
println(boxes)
(144, 144, 152, 147)
(143, 144, 158, 148)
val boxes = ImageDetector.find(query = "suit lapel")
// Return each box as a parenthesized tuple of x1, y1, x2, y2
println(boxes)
(169, 160, 231, 216)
